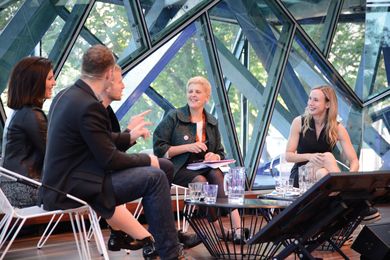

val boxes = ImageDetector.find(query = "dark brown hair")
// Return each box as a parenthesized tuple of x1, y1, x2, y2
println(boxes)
(81, 45, 115, 78)
(7, 57, 53, 109)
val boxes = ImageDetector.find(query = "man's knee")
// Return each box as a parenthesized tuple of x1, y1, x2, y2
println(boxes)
(146, 167, 169, 186)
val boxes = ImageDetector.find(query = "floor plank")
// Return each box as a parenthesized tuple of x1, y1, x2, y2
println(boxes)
(4, 204, 390, 259)
(3, 228, 363, 259)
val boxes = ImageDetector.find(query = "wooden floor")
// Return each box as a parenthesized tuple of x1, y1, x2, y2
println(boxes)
(3, 205, 390, 259)
(3, 229, 361, 260)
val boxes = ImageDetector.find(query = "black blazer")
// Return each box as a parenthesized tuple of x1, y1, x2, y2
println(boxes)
(40, 79, 151, 218)
(2, 106, 47, 179)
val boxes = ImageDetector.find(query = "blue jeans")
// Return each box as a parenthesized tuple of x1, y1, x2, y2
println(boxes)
(111, 166, 180, 259)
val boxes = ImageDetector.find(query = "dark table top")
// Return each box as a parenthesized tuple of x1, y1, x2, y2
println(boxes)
(184, 198, 291, 209)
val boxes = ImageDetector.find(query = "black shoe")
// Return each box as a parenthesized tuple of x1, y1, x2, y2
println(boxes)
(232, 227, 250, 244)
(178, 230, 202, 249)
(360, 207, 381, 224)
(142, 238, 159, 260)
(108, 229, 134, 251)
(108, 228, 156, 252)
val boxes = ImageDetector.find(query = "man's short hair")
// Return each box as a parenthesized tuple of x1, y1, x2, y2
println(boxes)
(82, 45, 115, 78)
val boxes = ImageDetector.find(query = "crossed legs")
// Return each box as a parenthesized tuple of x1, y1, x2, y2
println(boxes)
(309, 152, 341, 180)
(110, 166, 181, 259)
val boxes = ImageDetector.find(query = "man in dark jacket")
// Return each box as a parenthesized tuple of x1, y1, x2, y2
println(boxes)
(40, 45, 183, 259)
(101, 65, 201, 249)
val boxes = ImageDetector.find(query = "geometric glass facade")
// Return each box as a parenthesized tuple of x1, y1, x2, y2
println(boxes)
(1, 0, 389, 190)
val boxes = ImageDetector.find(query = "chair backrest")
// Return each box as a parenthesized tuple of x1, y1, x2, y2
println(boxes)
(270, 154, 294, 177)
(0, 186, 14, 214)
(0, 167, 87, 206)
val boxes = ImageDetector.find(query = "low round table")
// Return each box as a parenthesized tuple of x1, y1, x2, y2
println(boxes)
(184, 198, 291, 259)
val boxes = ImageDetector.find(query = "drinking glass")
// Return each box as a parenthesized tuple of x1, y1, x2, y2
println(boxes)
(203, 184, 218, 204)
(188, 182, 203, 202)
(224, 167, 245, 203)
(298, 165, 308, 193)
(199, 181, 209, 200)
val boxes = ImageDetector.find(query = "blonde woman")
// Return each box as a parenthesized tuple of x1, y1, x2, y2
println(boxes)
(154, 76, 248, 244)
(285, 85, 359, 186)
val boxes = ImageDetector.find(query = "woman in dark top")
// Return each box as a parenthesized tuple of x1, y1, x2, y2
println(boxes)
(286, 85, 359, 186)
(153, 76, 246, 243)
(1, 57, 56, 207)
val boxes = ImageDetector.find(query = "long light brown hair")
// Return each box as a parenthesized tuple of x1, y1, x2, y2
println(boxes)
(302, 85, 339, 147)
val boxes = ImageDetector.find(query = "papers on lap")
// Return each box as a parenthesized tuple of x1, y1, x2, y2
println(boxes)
(186, 159, 236, 170)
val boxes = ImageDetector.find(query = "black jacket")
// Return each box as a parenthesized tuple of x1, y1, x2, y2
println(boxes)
(40, 79, 151, 218)
(2, 106, 47, 179)
(153, 105, 225, 176)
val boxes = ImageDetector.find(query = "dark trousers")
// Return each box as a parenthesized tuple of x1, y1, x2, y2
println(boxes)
(111, 165, 179, 259)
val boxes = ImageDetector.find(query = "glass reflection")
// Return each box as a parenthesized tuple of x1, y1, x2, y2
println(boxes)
(139, 0, 211, 43)
(85, 1, 145, 59)
(361, 95, 390, 171)
(210, 0, 291, 185)
(0, 0, 91, 116)
(0, 0, 23, 31)
(281, 0, 331, 47)
(119, 94, 165, 153)
(363, 2, 390, 100)
(329, 0, 365, 96)
(115, 20, 233, 158)
(48, 37, 90, 112)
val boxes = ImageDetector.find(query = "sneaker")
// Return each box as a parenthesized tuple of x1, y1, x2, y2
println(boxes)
(361, 207, 381, 224)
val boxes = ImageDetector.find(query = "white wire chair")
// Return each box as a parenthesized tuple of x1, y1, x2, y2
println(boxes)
(0, 166, 109, 260)
(116, 183, 191, 232)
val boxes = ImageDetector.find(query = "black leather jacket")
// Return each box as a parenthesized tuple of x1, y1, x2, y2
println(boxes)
(2, 106, 47, 179)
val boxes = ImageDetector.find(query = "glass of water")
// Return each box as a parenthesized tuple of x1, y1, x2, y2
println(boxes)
(188, 182, 203, 202)
(203, 184, 218, 204)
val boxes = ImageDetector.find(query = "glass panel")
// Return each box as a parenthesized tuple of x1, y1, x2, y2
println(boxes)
(254, 34, 362, 190)
(151, 34, 207, 108)
(114, 18, 236, 161)
(228, 84, 260, 159)
(85, 1, 146, 59)
(0, 0, 90, 116)
(41, 16, 66, 57)
(119, 94, 165, 153)
(372, 50, 388, 94)
(328, 1, 365, 95)
(0, 0, 24, 31)
(280, 0, 331, 47)
(362, 2, 390, 100)
(210, 0, 291, 187)
(360, 95, 390, 171)
(210, 20, 241, 52)
(45, 37, 90, 112)
(65, 0, 79, 12)
(140, 0, 211, 43)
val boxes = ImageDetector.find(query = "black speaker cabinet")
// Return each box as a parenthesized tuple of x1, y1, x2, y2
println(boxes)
(352, 222, 390, 260)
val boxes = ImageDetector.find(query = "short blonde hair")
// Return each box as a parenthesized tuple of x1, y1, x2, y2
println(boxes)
(186, 76, 211, 96)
